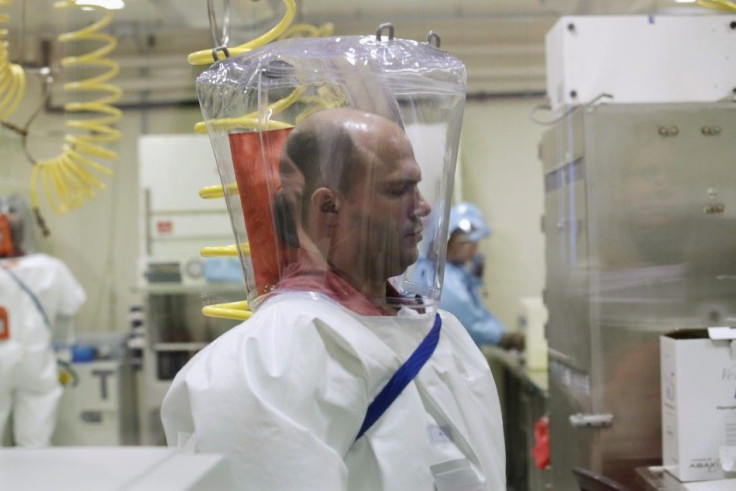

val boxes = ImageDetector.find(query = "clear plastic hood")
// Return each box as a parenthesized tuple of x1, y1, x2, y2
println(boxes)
(196, 31, 466, 315)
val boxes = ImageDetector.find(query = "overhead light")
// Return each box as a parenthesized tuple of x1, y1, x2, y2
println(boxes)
(77, 0, 125, 10)
(674, 0, 696, 3)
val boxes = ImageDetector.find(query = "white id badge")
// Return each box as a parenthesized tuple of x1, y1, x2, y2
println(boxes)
(431, 458, 484, 491)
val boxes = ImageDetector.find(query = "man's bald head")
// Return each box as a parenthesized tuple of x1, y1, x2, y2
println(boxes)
(284, 109, 397, 190)
(276, 108, 430, 294)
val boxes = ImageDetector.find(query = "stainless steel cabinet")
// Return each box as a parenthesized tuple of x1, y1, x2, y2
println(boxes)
(540, 102, 736, 489)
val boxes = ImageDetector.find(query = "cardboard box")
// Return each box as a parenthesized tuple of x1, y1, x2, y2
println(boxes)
(660, 327, 736, 482)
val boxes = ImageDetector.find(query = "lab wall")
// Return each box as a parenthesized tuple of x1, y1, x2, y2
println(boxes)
(1, 77, 546, 336)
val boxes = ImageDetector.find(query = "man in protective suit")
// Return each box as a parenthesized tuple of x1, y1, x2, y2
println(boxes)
(161, 109, 506, 489)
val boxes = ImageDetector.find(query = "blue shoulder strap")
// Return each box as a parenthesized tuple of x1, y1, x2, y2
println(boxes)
(355, 313, 442, 441)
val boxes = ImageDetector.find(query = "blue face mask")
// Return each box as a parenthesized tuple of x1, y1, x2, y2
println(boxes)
(467, 253, 485, 278)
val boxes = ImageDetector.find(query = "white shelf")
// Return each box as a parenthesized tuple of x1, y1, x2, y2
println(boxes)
(153, 342, 209, 352)
(137, 282, 245, 294)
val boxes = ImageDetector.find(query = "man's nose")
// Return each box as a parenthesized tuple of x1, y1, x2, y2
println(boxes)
(414, 190, 431, 218)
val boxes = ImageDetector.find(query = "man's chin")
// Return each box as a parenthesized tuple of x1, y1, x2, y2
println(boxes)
(398, 250, 419, 272)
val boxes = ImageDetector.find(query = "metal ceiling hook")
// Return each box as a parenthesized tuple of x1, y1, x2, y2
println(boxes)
(376, 23, 395, 41)
(426, 31, 441, 48)
(208, 0, 231, 61)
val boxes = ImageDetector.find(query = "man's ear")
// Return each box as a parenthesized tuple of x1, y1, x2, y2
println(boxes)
(311, 187, 340, 225)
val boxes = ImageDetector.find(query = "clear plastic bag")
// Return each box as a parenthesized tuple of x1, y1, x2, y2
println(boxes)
(196, 31, 466, 315)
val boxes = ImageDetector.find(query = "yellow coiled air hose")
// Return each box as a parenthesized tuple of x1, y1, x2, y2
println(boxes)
(0, 0, 25, 121)
(30, 0, 122, 218)
(194, 0, 333, 321)
(696, 0, 736, 10)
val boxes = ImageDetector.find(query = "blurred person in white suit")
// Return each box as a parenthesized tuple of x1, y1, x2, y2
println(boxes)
(0, 195, 86, 447)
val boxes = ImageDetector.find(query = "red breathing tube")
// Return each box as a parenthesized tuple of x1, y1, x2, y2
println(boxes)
(0, 214, 19, 258)
(229, 128, 296, 296)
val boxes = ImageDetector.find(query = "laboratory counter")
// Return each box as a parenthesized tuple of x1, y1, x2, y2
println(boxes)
(483, 346, 550, 491)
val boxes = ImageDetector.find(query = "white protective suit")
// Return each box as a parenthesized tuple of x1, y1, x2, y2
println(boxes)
(162, 293, 506, 490)
(0, 253, 86, 446)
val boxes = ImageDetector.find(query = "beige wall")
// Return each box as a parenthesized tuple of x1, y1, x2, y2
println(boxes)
(460, 97, 547, 331)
